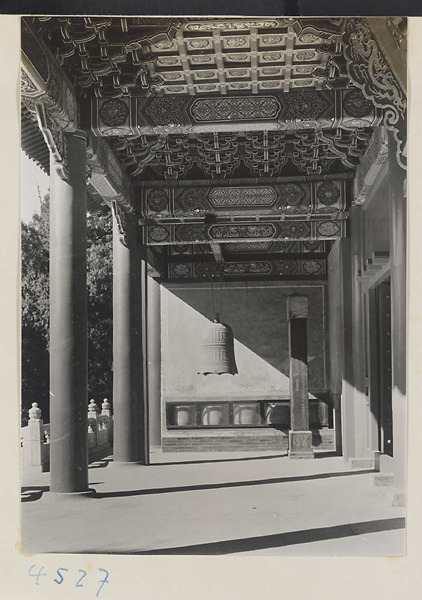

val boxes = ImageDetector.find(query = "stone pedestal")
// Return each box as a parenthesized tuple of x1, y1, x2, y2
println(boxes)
(288, 430, 314, 459)
(23, 419, 44, 469)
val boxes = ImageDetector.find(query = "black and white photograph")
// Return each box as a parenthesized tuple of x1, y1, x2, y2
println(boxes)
(18, 14, 408, 561)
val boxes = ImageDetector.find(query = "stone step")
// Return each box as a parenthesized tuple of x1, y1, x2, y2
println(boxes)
(162, 430, 334, 452)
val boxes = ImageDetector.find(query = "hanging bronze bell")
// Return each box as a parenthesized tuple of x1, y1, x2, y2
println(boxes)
(198, 313, 237, 375)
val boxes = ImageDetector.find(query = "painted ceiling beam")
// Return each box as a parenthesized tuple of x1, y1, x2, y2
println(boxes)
(143, 219, 346, 246)
(87, 89, 382, 137)
(139, 179, 349, 220)
(167, 257, 328, 280)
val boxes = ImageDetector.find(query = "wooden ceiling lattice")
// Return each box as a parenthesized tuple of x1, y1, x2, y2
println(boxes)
(32, 17, 346, 99)
(22, 16, 400, 281)
(109, 128, 373, 183)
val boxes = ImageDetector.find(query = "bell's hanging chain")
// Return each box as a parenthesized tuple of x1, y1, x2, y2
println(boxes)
(211, 274, 218, 321)
(219, 272, 223, 319)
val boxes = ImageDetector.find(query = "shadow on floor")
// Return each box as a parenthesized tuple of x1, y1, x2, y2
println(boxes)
(21, 486, 50, 502)
(89, 457, 113, 469)
(315, 451, 340, 459)
(152, 453, 288, 466)
(88, 517, 405, 555)
(92, 469, 375, 500)
(21, 483, 105, 502)
(152, 450, 341, 466)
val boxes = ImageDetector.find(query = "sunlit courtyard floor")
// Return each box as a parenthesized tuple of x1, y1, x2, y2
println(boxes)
(21, 451, 405, 556)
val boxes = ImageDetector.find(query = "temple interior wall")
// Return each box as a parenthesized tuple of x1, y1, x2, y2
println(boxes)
(161, 281, 329, 399)
(156, 280, 332, 450)
(362, 174, 390, 262)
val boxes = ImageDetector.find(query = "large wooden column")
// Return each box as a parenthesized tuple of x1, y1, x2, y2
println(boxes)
(388, 133, 407, 505)
(49, 130, 90, 494)
(112, 212, 144, 464)
(287, 294, 314, 459)
(147, 276, 162, 450)
(327, 239, 347, 456)
(349, 205, 370, 463)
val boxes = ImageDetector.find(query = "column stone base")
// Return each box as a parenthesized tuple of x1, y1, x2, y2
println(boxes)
(288, 430, 314, 459)
(43, 489, 96, 503)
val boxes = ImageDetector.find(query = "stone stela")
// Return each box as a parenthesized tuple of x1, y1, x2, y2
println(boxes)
(287, 294, 314, 458)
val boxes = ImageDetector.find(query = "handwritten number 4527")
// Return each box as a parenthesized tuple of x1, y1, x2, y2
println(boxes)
(28, 565, 109, 597)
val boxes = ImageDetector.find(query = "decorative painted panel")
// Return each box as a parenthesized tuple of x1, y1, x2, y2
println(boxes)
(167, 240, 328, 256)
(140, 179, 346, 219)
(145, 220, 345, 245)
(209, 187, 277, 207)
(168, 258, 327, 279)
(91, 89, 379, 136)
(191, 96, 281, 122)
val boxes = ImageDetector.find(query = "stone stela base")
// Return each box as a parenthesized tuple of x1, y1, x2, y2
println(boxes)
(288, 430, 314, 459)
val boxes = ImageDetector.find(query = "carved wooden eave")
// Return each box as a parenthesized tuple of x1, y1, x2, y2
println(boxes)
(353, 126, 389, 206)
(21, 19, 77, 133)
(87, 135, 136, 214)
(21, 19, 138, 230)
(341, 18, 407, 169)
(109, 128, 372, 182)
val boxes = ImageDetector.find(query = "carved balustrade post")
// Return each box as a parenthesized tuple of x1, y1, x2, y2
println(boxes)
(88, 399, 100, 448)
(23, 403, 44, 470)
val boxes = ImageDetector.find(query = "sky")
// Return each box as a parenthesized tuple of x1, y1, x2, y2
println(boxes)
(20, 150, 49, 223)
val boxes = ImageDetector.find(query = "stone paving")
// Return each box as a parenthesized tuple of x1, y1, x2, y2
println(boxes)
(21, 452, 405, 556)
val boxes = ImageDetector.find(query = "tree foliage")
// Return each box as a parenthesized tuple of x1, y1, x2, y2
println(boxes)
(21, 193, 113, 423)
(21, 196, 50, 423)
(86, 210, 113, 404)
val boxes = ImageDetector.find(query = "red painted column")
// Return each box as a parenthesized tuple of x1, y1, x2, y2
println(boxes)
(49, 130, 90, 494)
(112, 212, 143, 464)
(388, 133, 407, 506)
(147, 275, 162, 450)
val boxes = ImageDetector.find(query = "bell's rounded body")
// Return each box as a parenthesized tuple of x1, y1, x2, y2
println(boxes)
(198, 321, 232, 375)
